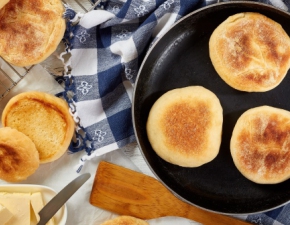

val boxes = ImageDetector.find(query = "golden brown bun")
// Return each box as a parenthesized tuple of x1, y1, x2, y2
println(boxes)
(146, 86, 223, 167)
(230, 106, 290, 184)
(100, 216, 149, 225)
(0, 0, 9, 10)
(0, 127, 39, 182)
(2, 91, 75, 163)
(0, 0, 65, 67)
(209, 12, 290, 92)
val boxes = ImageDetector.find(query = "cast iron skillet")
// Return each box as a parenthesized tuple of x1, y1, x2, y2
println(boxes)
(132, 1, 290, 215)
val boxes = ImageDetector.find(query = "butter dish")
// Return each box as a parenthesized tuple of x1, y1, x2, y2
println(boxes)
(0, 184, 67, 225)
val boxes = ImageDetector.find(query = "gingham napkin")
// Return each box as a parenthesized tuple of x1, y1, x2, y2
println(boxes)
(60, 0, 290, 224)
(61, 0, 202, 170)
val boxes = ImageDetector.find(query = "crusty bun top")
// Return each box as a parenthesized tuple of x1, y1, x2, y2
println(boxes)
(0, 127, 39, 182)
(0, 0, 65, 67)
(100, 216, 149, 225)
(230, 106, 290, 184)
(2, 91, 75, 163)
(146, 86, 223, 167)
(209, 12, 290, 92)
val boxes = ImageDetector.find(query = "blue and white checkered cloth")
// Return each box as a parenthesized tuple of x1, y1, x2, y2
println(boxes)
(60, 0, 290, 224)
(61, 0, 202, 168)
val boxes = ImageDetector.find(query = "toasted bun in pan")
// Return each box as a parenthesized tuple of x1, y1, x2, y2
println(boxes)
(146, 86, 223, 167)
(230, 106, 290, 184)
(100, 216, 149, 225)
(2, 91, 75, 163)
(209, 12, 290, 92)
(0, 127, 39, 182)
(0, 0, 65, 67)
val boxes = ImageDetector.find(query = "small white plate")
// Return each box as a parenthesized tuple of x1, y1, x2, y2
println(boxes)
(0, 184, 67, 225)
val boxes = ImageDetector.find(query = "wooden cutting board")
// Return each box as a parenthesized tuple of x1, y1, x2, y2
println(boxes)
(90, 161, 252, 225)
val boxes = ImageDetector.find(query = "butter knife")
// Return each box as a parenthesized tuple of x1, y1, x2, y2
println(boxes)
(37, 173, 91, 225)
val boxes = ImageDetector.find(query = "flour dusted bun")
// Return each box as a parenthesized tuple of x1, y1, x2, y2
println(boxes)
(100, 216, 149, 225)
(209, 12, 290, 92)
(0, 127, 39, 182)
(0, 0, 65, 67)
(146, 86, 223, 167)
(231, 106, 290, 184)
(2, 91, 75, 163)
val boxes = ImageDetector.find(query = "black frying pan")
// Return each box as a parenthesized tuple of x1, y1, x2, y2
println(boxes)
(132, 1, 290, 215)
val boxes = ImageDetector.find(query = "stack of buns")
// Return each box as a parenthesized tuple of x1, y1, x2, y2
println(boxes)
(0, 91, 74, 182)
(0, 0, 65, 67)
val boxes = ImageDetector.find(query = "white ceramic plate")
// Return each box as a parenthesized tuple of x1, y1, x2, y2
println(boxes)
(0, 184, 67, 225)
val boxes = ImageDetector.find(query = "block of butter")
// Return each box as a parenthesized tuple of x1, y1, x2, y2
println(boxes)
(0, 192, 30, 225)
(30, 192, 54, 225)
(0, 203, 13, 224)
(0, 191, 54, 225)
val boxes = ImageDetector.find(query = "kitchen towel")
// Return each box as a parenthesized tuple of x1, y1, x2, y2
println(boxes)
(61, 0, 202, 170)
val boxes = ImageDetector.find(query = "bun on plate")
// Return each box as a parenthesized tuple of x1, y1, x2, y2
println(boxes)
(100, 216, 149, 225)
(0, 0, 65, 67)
(2, 91, 75, 163)
(209, 12, 290, 92)
(230, 106, 290, 184)
(0, 127, 39, 182)
(146, 86, 223, 167)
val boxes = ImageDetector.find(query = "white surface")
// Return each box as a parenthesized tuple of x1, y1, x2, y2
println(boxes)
(0, 184, 67, 225)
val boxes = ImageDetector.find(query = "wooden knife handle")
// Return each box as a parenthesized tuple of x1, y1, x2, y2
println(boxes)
(90, 161, 252, 225)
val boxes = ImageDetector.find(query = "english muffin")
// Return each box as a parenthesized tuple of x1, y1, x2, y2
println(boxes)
(0, 127, 39, 182)
(2, 91, 75, 163)
(100, 216, 149, 225)
(146, 86, 223, 167)
(209, 12, 290, 92)
(0, 0, 65, 67)
(230, 106, 290, 184)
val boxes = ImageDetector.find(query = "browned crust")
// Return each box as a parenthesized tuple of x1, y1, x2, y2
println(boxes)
(0, 127, 39, 182)
(209, 12, 290, 92)
(160, 100, 210, 157)
(230, 106, 290, 184)
(1, 91, 75, 163)
(146, 86, 223, 167)
(0, 0, 65, 67)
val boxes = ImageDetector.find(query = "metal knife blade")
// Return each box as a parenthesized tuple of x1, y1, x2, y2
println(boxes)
(37, 173, 91, 225)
